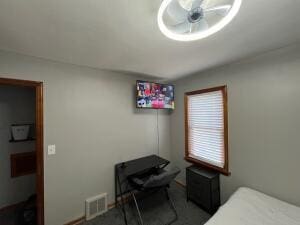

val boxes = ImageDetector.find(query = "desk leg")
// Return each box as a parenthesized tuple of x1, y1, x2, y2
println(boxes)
(115, 168, 118, 207)
(117, 172, 128, 225)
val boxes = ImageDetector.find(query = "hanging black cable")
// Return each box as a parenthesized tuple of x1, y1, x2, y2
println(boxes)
(156, 109, 160, 156)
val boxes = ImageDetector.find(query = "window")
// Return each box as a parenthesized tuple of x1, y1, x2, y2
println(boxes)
(185, 86, 229, 175)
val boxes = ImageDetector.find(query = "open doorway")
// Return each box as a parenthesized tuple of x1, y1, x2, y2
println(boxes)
(0, 78, 44, 225)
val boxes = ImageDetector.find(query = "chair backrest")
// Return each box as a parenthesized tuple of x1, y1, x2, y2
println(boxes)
(143, 168, 181, 189)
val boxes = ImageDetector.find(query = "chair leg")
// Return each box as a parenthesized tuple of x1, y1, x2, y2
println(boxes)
(164, 188, 178, 225)
(131, 192, 144, 225)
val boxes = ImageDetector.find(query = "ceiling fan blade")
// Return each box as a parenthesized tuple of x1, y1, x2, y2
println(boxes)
(201, 0, 228, 9)
(190, 19, 209, 32)
(167, 0, 189, 23)
(204, 5, 231, 16)
(178, 0, 203, 11)
(172, 21, 191, 33)
(191, 0, 204, 10)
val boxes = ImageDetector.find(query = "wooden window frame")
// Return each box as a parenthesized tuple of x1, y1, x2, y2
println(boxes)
(184, 85, 230, 176)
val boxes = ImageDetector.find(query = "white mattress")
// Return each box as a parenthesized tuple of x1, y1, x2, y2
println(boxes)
(205, 187, 300, 225)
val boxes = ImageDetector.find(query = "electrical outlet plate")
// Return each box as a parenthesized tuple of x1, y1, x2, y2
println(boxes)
(48, 145, 56, 155)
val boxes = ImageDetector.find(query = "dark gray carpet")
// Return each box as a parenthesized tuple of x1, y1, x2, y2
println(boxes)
(83, 184, 211, 225)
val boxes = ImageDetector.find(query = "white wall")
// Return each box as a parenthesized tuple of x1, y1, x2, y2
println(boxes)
(0, 51, 172, 225)
(0, 85, 36, 208)
(170, 44, 300, 206)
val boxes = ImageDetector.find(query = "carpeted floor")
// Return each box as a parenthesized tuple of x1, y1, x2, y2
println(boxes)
(83, 183, 211, 225)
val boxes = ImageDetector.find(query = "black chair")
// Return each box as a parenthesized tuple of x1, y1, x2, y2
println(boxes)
(129, 168, 181, 225)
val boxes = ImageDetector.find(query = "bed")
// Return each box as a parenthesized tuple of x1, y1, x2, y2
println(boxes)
(205, 187, 300, 225)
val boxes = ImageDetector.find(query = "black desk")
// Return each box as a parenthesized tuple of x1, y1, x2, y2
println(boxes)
(115, 155, 169, 225)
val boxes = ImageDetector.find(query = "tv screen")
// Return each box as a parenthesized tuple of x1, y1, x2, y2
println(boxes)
(136, 80, 175, 109)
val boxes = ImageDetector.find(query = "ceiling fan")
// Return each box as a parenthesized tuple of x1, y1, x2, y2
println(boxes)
(158, 0, 242, 41)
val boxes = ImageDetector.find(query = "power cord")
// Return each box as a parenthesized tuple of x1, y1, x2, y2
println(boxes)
(156, 109, 160, 156)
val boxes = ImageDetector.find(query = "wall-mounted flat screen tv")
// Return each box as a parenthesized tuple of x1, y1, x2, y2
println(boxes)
(136, 80, 175, 109)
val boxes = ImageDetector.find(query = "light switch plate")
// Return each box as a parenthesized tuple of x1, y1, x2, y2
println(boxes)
(48, 145, 56, 155)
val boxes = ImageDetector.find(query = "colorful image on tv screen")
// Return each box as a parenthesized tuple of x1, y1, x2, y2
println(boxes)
(136, 81, 174, 109)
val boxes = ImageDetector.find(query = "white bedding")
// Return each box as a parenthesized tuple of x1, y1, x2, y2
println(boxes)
(205, 187, 300, 225)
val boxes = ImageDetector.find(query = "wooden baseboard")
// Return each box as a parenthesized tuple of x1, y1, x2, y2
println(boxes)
(175, 179, 186, 188)
(65, 181, 185, 225)
(64, 194, 132, 225)
(108, 193, 132, 209)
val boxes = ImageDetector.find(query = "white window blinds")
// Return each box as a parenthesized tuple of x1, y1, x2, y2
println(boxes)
(187, 89, 225, 168)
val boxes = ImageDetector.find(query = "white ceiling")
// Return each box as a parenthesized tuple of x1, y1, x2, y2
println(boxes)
(0, 0, 299, 79)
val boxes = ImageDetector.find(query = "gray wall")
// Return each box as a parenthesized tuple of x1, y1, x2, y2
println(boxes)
(171, 44, 300, 206)
(1, 43, 299, 224)
(0, 85, 36, 208)
(0, 51, 172, 225)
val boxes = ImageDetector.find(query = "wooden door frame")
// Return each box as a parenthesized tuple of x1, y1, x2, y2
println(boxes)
(0, 77, 44, 225)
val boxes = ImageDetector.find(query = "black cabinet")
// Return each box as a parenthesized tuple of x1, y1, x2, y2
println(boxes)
(186, 166, 220, 214)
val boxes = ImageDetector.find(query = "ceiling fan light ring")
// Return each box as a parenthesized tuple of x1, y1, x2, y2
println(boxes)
(158, 0, 242, 41)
